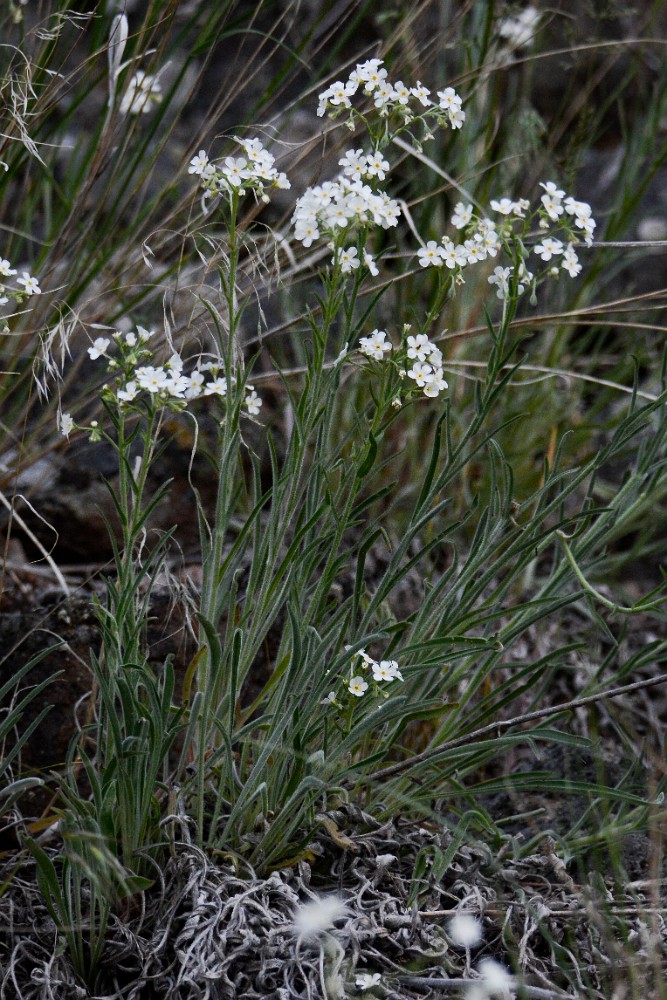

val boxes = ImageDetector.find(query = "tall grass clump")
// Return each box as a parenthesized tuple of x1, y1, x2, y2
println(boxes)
(1, 0, 666, 993)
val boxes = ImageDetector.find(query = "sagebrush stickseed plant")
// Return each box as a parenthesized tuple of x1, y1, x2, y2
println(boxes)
(1, 2, 666, 997)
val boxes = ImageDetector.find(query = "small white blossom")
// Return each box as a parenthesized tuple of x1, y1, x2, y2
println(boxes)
(437, 86, 462, 111)
(336, 245, 360, 273)
(363, 250, 379, 276)
(488, 265, 512, 300)
(117, 380, 138, 403)
(423, 368, 448, 396)
(451, 202, 473, 229)
(135, 365, 169, 393)
(204, 376, 229, 397)
(16, 272, 41, 295)
(408, 362, 433, 387)
(59, 412, 74, 437)
(541, 193, 563, 221)
(411, 81, 431, 105)
(534, 237, 563, 261)
(348, 675, 369, 697)
(188, 150, 210, 176)
(184, 370, 205, 399)
(448, 106, 465, 129)
(406, 334, 430, 360)
(561, 244, 582, 277)
(359, 329, 392, 359)
(245, 388, 262, 415)
(0, 259, 16, 277)
(88, 337, 110, 360)
(372, 660, 403, 682)
(418, 240, 445, 267)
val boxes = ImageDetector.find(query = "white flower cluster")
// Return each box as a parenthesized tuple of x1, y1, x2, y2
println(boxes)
(317, 57, 465, 129)
(417, 183, 596, 302)
(417, 215, 501, 276)
(292, 169, 400, 258)
(59, 329, 262, 438)
(120, 70, 162, 115)
(404, 333, 448, 398)
(322, 647, 403, 708)
(0, 257, 41, 307)
(358, 329, 448, 400)
(537, 181, 596, 244)
(189, 137, 290, 201)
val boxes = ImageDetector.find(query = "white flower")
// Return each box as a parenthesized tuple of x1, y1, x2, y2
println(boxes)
(451, 202, 473, 229)
(408, 362, 433, 387)
(165, 352, 183, 373)
(423, 368, 448, 396)
(448, 106, 465, 129)
(364, 151, 390, 180)
(540, 180, 565, 200)
(0, 258, 16, 277)
(188, 150, 210, 176)
(245, 388, 262, 415)
(418, 240, 445, 267)
(406, 333, 430, 360)
(204, 376, 229, 396)
(293, 895, 348, 937)
(88, 337, 110, 360)
(222, 156, 250, 187)
(488, 265, 512, 299)
(120, 70, 162, 115)
(392, 80, 411, 106)
(363, 250, 379, 276)
(356, 972, 382, 990)
(441, 240, 467, 269)
(356, 648, 377, 668)
(490, 197, 514, 215)
(124, 332, 137, 347)
(362, 62, 388, 91)
(135, 365, 169, 393)
(348, 675, 369, 697)
(372, 660, 403, 682)
(339, 148, 366, 179)
(118, 380, 138, 402)
(165, 372, 189, 398)
(59, 412, 74, 437)
(321, 691, 339, 707)
(411, 81, 431, 105)
(437, 86, 462, 111)
(359, 329, 392, 359)
(336, 246, 360, 273)
(534, 237, 563, 261)
(16, 272, 40, 295)
(541, 193, 563, 221)
(184, 370, 205, 399)
(449, 914, 483, 948)
(373, 81, 396, 109)
(561, 244, 582, 277)
(464, 239, 486, 264)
